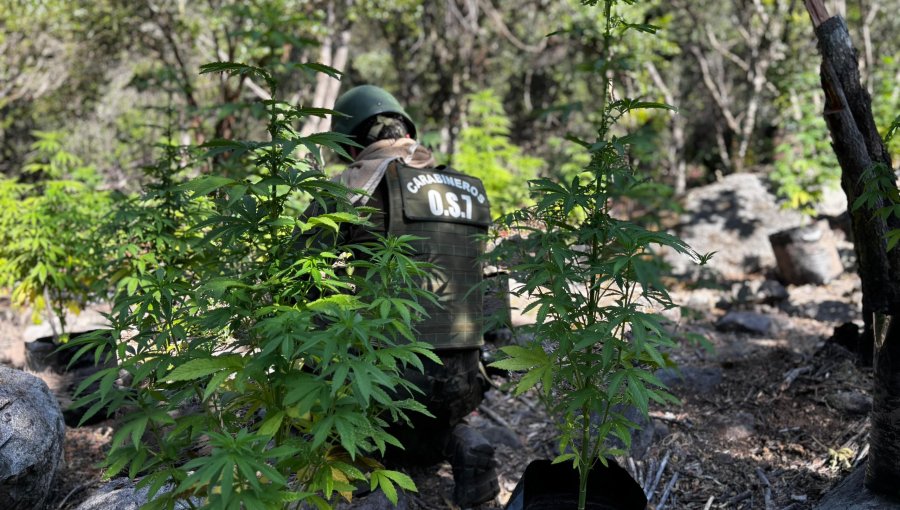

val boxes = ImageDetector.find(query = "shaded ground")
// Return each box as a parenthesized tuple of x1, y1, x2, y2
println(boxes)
(0, 271, 870, 509)
(398, 272, 870, 509)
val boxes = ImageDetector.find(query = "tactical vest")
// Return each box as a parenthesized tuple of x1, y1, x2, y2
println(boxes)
(373, 160, 492, 349)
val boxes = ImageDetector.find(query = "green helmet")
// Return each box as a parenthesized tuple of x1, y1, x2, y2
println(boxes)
(332, 85, 417, 140)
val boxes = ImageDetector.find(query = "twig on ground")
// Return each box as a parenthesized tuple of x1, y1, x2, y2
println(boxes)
(646, 450, 670, 502)
(478, 404, 512, 429)
(649, 410, 691, 425)
(756, 467, 773, 510)
(853, 443, 869, 467)
(726, 490, 752, 505)
(518, 396, 540, 412)
(839, 421, 869, 450)
(656, 472, 680, 510)
(779, 365, 812, 392)
(628, 456, 638, 481)
(702, 495, 715, 510)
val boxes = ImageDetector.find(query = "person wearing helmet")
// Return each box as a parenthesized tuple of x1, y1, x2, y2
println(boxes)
(329, 85, 500, 507)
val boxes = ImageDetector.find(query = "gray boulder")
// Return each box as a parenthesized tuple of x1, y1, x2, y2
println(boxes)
(664, 173, 806, 279)
(74, 479, 197, 510)
(715, 311, 773, 335)
(0, 366, 65, 510)
(22, 307, 110, 343)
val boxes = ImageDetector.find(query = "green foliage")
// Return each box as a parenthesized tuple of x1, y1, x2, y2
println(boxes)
(885, 114, 900, 145)
(0, 131, 110, 333)
(872, 55, 900, 161)
(771, 76, 841, 216)
(845, 76, 899, 252)
(452, 89, 544, 215)
(70, 63, 436, 508)
(854, 162, 900, 251)
(488, 3, 706, 509)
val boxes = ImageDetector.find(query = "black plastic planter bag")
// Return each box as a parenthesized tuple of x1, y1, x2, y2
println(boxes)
(505, 459, 647, 510)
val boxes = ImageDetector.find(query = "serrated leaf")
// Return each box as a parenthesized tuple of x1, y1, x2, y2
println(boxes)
(200, 61, 271, 82)
(258, 411, 285, 437)
(515, 368, 546, 396)
(489, 357, 536, 371)
(551, 453, 576, 464)
(165, 356, 243, 382)
(178, 176, 235, 196)
(381, 470, 417, 492)
(295, 62, 343, 79)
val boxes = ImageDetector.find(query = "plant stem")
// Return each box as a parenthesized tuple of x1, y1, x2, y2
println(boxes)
(579, 402, 591, 510)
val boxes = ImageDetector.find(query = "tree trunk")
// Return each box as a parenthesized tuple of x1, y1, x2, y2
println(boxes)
(299, 0, 351, 137)
(869, 316, 900, 495)
(804, 0, 900, 496)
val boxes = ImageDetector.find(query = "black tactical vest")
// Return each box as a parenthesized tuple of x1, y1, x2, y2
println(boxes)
(370, 160, 492, 349)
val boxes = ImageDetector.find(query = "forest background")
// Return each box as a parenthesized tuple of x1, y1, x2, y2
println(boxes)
(2, 0, 898, 207)
(0, 0, 899, 507)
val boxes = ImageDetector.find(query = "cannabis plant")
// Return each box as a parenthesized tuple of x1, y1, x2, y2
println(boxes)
(71, 63, 436, 508)
(453, 89, 543, 215)
(0, 131, 111, 335)
(489, 2, 708, 509)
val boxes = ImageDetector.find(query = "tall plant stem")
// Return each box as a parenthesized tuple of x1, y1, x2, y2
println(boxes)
(578, 3, 616, 510)
(579, 403, 592, 510)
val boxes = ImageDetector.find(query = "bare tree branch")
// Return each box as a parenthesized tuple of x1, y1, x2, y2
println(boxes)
(480, 0, 548, 53)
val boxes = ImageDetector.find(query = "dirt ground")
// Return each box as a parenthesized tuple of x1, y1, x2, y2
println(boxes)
(394, 272, 871, 509)
(1, 269, 871, 509)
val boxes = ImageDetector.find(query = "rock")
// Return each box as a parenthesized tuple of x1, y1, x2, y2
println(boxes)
(826, 391, 872, 415)
(74, 479, 197, 510)
(22, 307, 110, 343)
(815, 464, 900, 509)
(332, 490, 409, 510)
(480, 425, 523, 449)
(711, 411, 756, 442)
(656, 366, 723, 394)
(769, 220, 844, 285)
(733, 279, 789, 305)
(817, 183, 849, 218)
(715, 311, 773, 335)
(665, 173, 807, 279)
(0, 366, 65, 510)
(508, 277, 538, 327)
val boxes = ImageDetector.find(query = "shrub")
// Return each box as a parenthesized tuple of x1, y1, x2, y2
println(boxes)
(488, 3, 709, 509)
(0, 131, 111, 335)
(71, 63, 436, 508)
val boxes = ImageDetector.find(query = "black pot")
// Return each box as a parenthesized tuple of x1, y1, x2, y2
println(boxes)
(505, 459, 647, 510)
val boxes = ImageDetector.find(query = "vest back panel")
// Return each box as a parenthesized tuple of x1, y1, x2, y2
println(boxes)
(383, 162, 490, 349)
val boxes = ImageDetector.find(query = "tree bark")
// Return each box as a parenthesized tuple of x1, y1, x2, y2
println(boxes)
(811, 15, 900, 313)
(805, 1, 900, 496)
(299, 0, 351, 137)
(644, 61, 687, 195)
